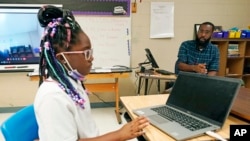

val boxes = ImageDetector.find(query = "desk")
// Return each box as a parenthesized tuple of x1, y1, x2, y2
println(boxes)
(136, 71, 176, 95)
(231, 87, 250, 121)
(120, 94, 248, 141)
(29, 70, 131, 124)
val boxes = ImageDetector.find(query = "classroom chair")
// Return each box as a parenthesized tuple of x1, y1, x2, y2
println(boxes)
(0, 104, 39, 141)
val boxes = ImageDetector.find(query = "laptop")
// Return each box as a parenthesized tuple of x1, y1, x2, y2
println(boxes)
(133, 71, 241, 141)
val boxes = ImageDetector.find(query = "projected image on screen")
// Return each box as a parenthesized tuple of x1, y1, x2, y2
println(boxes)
(0, 5, 44, 71)
(0, 13, 41, 64)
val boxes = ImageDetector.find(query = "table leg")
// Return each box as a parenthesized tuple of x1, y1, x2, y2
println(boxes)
(145, 78, 148, 95)
(157, 79, 160, 94)
(115, 78, 122, 124)
(137, 76, 142, 95)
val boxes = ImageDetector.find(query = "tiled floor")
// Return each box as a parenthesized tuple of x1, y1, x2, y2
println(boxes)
(0, 107, 138, 141)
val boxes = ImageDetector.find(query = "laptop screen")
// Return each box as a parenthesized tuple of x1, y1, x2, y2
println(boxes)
(167, 72, 241, 126)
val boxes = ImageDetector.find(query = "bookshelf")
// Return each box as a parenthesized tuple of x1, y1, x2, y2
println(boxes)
(211, 38, 250, 88)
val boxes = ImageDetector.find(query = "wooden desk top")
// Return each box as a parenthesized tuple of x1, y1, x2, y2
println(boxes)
(120, 94, 248, 141)
(136, 71, 177, 80)
(231, 87, 250, 121)
(28, 71, 130, 81)
(86, 72, 130, 79)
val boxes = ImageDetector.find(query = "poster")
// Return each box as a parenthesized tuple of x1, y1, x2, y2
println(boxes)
(150, 2, 174, 38)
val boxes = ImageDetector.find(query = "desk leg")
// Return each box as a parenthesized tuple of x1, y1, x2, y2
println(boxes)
(145, 78, 148, 95)
(115, 78, 122, 124)
(137, 77, 142, 95)
(157, 79, 160, 94)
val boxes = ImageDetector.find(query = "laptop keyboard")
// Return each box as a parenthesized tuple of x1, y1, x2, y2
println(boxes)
(151, 106, 211, 131)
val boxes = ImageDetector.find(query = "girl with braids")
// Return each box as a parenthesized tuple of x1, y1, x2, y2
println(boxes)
(34, 5, 149, 141)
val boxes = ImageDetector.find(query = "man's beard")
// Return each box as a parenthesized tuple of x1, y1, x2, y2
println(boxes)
(195, 36, 211, 49)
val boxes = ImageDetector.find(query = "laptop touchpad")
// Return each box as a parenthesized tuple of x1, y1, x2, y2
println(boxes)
(148, 115, 170, 124)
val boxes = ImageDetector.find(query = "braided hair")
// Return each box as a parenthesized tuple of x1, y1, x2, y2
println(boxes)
(37, 5, 86, 108)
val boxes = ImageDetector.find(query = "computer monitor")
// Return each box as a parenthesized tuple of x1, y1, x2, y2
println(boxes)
(145, 48, 159, 68)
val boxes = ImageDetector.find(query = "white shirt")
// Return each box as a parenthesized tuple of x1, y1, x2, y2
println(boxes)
(34, 77, 99, 141)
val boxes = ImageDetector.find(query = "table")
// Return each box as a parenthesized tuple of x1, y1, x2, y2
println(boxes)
(120, 94, 249, 141)
(136, 71, 176, 95)
(29, 70, 131, 124)
(231, 87, 250, 121)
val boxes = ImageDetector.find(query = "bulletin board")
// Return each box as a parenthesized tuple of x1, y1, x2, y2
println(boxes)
(0, 0, 131, 68)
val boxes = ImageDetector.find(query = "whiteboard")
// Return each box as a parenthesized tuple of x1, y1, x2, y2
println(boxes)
(75, 15, 131, 68)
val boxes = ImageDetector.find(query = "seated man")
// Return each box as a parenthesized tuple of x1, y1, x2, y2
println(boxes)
(163, 21, 219, 93)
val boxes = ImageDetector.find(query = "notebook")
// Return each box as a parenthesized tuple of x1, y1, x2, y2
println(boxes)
(133, 71, 241, 141)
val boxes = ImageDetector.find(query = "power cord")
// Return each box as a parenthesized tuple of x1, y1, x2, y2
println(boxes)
(205, 131, 227, 141)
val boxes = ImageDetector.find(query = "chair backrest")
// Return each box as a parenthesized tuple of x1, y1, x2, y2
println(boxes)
(1, 104, 39, 141)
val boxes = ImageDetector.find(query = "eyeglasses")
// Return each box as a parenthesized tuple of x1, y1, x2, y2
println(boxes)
(61, 49, 93, 60)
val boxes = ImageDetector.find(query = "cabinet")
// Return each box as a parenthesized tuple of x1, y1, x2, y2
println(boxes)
(211, 38, 250, 88)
